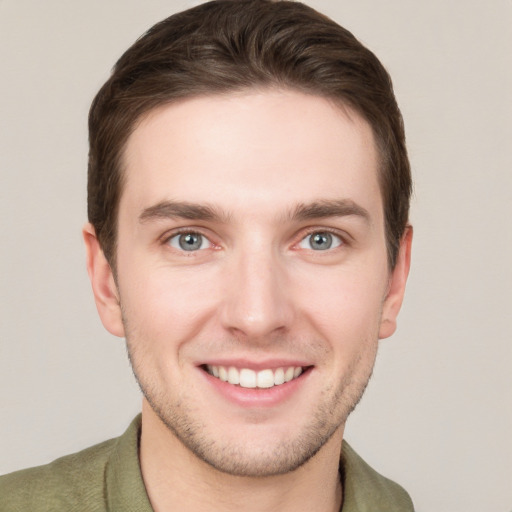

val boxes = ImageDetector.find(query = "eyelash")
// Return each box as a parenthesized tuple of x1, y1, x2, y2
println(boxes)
(163, 229, 215, 252)
(161, 227, 348, 253)
(295, 228, 346, 252)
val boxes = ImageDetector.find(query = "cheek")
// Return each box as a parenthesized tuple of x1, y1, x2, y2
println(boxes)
(118, 262, 222, 341)
(296, 263, 388, 344)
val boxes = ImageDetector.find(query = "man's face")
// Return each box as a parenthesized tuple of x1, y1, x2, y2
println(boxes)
(87, 90, 410, 477)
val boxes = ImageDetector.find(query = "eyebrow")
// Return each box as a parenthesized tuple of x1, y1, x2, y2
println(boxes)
(139, 201, 230, 223)
(290, 199, 371, 224)
(139, 198, 370, 225)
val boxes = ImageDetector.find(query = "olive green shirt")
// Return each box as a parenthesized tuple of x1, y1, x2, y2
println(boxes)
(0, 416, 414, 511)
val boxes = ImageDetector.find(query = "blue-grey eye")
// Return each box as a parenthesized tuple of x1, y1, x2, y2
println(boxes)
(299, 232, 342, 251)
(168, 232, 210, 251)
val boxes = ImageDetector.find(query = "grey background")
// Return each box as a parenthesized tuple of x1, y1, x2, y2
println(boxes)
(0, 1, 511, 510)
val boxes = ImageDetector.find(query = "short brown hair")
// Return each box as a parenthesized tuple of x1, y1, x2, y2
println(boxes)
(88, 0, 411, 269)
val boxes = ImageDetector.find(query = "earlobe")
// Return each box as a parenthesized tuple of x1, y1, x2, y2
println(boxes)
(83, 223, 125, 338)
(379, 226, 413, 339)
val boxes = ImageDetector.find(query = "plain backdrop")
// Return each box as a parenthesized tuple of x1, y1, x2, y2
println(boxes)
(0, 1, 511, 511)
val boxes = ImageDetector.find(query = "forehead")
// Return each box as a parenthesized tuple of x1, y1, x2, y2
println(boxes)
(120, 89, 382, 221)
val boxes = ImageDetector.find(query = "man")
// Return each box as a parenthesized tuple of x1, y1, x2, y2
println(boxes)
(0, 0, 413, 510)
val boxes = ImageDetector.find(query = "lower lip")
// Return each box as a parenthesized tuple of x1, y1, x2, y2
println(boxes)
(199, 367, 312, 407)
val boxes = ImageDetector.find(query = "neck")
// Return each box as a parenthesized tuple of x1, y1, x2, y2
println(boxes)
(139, 401, 343, 512)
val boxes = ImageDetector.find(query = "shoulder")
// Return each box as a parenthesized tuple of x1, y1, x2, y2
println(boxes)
(0, 436, 117, 511)
(340, 441, 415, 511)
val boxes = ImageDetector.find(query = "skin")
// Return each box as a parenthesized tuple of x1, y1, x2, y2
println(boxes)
(84, 89, 412, 512)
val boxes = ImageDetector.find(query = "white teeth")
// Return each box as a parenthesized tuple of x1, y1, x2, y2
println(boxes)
(205, 365, 305, 389)
(218, 366, 228, 382)
(257, 369, 274, 388)
(239, 368, 257, 388)
(274, 367, 285, 385)
(228, 366, 240, 385)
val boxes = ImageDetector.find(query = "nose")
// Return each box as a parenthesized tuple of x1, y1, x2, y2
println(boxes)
(219, 248, 295, 341)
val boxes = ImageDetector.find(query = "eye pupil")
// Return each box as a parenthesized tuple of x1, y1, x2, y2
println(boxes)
(311, 232, 332, 250)
(179, 233, 202, 251)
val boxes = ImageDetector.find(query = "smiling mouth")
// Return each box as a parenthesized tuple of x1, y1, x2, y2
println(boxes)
(203, 365, 308, 389)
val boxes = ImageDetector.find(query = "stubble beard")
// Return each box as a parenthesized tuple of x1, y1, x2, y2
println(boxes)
(125, 337, 378, 478)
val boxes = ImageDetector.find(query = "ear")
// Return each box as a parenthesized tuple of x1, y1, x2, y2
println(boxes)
(83, 223, 125, 338)
(379, 226, 413, 339)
